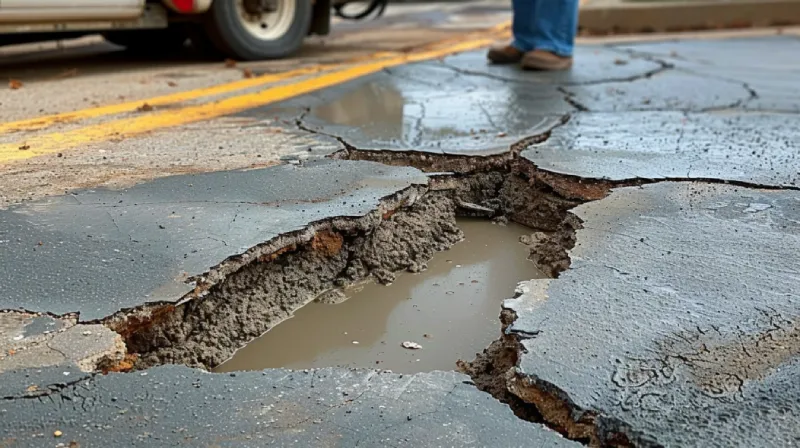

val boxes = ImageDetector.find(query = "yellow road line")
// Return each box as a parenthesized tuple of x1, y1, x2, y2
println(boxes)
(0, 26, 509, 164)
(0, 23, 509, 135)
(0, 61, 350, 135)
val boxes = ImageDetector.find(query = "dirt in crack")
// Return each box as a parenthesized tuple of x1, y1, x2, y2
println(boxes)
(215, 219, 545, 374)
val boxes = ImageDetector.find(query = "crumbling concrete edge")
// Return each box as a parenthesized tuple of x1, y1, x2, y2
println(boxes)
(102, 182, 437, 365)
(455, 156, 800, 447)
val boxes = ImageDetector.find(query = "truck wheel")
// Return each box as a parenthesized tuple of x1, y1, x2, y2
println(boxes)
(204, 0, 312, 60)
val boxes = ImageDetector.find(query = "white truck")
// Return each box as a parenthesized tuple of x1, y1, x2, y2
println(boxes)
(0, 0, 385, 60)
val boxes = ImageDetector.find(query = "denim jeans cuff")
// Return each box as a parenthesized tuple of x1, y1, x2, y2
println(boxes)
(511, 39, 534, 53)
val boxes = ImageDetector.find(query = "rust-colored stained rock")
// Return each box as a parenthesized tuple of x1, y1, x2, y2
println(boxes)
(110, 305, 175, 344)
(311, 230, 344, 257)
(100, 353, 138, 374)
(256, 244, 297, 263)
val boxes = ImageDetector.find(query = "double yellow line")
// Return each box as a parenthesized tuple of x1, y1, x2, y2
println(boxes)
(0, 23, 510, 164)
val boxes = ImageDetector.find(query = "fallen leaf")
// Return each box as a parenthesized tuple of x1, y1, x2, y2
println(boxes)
(9, 79, 23, 90)
(224, 58, 237, 68)
(242, 68, 254, 78)
(167, 81, 178, 87)
(54, 430, 63, 437)
(69, 441, 80, 448)
(26, 385, 38, 392)
(401, 341, 422, 350)
(18, 144, 29, 151)
(613, 59, 628, 65)
(137, 103, 154, 112)
(7, 349, 16, 355)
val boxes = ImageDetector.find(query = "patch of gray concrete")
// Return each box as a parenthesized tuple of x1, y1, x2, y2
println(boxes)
(504, 182, 800, 446)
(439, 46, 664, 85)
(522, 111, 799, 188)
(0, 160, 428, 320)
(0, 312, 124, 373)
(561, 69, 752, 112)
(614, 36, 800, 113)
(0, 365, 577, 448)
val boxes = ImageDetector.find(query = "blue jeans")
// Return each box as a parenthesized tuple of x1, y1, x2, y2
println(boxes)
(512, 0, 580, 57)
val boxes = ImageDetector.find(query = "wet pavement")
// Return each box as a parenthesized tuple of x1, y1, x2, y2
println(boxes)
(217, 220, 542, 373)
(2, 34, 800, 447)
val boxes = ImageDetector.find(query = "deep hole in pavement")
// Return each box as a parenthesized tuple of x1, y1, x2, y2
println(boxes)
(106, 164, 585, 369)
(214, 219, 544, 374)
(103, 154, 635, 446)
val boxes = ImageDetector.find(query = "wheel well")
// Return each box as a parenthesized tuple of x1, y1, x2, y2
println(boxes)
(310, 0, 332, 36)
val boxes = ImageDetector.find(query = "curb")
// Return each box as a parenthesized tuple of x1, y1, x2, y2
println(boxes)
(579, 0, 800, 34)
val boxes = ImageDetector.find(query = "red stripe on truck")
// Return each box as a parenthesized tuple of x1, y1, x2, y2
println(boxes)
(171, 0, 195, 12)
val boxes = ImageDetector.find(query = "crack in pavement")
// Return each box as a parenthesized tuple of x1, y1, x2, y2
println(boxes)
(295, 109, 357, 152)
(436, 54, 673, 87)
(2, 373, 95, 401)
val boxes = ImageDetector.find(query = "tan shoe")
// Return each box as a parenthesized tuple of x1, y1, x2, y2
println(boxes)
(487, 45, 524, 64)
(521, 50, 573, 71)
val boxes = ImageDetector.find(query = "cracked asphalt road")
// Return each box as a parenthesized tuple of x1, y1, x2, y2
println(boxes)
(1, 15, 799, 448)
(1, 366, 576, 447)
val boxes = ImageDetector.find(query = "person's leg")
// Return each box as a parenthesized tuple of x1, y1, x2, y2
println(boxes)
(511, 0, 537, 52)
(521, 0, 579, 70)
(532, 0, 579, 56)
(487, 0, 537, 63)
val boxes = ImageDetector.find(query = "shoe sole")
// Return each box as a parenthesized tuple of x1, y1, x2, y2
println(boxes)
(487, 50, 523, 65)
(520, 59, 573, 71)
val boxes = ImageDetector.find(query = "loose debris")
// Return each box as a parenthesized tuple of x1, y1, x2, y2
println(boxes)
(9, 79, 23, 90)
(53, 69, 78, 79)
(401, 341, 422, 350)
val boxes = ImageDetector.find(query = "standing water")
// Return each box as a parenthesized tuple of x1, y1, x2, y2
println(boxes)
(216, 219, 545, 374)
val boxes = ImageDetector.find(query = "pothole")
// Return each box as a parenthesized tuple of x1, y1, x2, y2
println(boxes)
(215, 218, 545, 374)
(106, 164, 584, 370)
(101, 159, 600, 444)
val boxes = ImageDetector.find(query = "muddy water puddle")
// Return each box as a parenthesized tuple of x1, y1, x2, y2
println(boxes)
(216, 219, 544, 374)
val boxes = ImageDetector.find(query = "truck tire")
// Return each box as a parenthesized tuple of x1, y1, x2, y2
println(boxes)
(204, 0, 312, 60)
